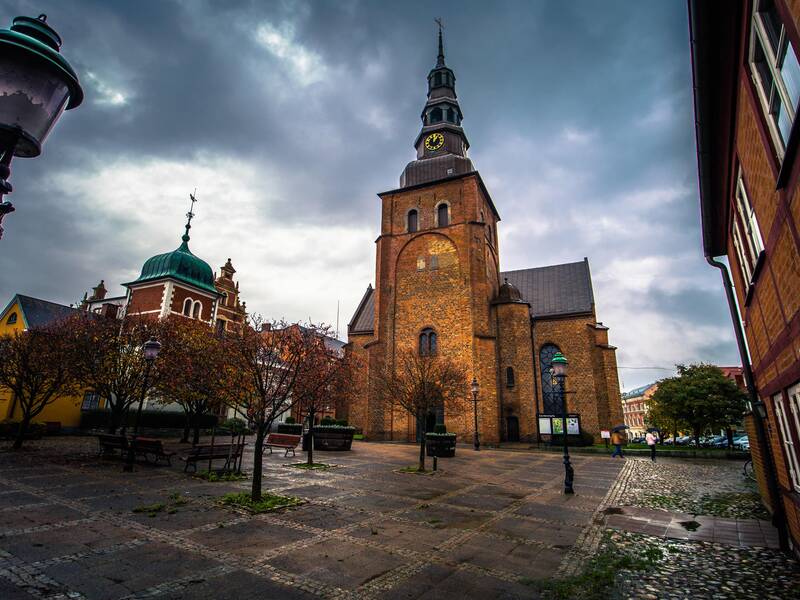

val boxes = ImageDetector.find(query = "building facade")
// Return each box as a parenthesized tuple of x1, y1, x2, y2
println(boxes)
(691, 0, 800, 555)
(622, 383, 658, 438)
(346, 30, 624, 445)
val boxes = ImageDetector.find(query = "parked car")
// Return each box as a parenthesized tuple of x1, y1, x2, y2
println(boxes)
(734, 435, 749, 450)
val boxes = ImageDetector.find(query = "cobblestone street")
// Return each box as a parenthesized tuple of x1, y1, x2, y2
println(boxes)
(1, 439, 799, 599)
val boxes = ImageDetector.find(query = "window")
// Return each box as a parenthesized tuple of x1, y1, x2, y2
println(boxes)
(408, 209, 418, 233)
(6, 312, 17, 325)
(539, 344, 562, 414)
(431, 107, 443, 123)
(447, 107, 456, 123)
(221, 292, 228, 307)
(416, 257, 425, 271)
(216, 319, 226, 334)
(81, 391, 101, 410)
(434, 72, 442, 86)
(775, 388, 800, 491)
(182, 298, 192, 316)
(731, 170, 764, 287)
(430, 255, 439, 270)
(750, 0, 800, 154)
(506, 367, 515, 388)
(437, 203, 449, 227)
(419, 328, 437, 356)
(192, 301, 202, 319)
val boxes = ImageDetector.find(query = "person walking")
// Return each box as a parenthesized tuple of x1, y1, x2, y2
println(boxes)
(646, 430, 659, 462)
(610, 430, 624, 459)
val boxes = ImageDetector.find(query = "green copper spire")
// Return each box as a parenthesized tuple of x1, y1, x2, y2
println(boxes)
(124, 192, 217, 294)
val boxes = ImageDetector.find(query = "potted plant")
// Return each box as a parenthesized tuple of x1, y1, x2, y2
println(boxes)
(277, 416, 303, 435)
(426, 424, 456, 457)
(312, 418, 356, 451)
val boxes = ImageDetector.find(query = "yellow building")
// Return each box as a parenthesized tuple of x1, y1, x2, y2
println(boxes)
(0, 294, 93, 429)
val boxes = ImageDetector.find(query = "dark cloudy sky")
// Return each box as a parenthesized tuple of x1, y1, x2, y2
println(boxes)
(0, 0, 740, 390)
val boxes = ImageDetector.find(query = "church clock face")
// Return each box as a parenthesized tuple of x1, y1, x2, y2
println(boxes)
(425, 132, 445, 151)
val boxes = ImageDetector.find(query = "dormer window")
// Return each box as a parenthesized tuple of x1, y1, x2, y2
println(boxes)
(408, 209, 418, 233)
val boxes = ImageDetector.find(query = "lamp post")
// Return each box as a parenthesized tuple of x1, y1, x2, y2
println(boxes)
(551, 352, 574, 494)
(0, 14, 83, 239)
(124, 337, 162, 472)
(471, 377, 480, 451)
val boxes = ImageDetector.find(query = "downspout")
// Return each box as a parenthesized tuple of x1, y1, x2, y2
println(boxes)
(706, 255, 789, 551)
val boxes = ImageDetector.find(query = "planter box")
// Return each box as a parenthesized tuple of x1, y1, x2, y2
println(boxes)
(426, 434, 456, 457)
(311, 427, 355, 451)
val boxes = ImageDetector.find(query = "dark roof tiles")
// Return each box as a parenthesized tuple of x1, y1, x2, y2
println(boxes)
(16, 295, 80, 328)
(501, 260, 594, 318)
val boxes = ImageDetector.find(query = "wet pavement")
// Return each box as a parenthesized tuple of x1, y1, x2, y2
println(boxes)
(0, 436, 621, 599)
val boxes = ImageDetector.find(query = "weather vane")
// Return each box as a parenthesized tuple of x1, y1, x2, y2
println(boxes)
(435, 17, 444, 32)
(187, 189, 197, 228)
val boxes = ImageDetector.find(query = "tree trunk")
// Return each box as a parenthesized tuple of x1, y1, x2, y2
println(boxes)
(418, 434, 426, 471)
(694, 428, 701, 448)
(180, 411, 190, 443)
(251, 426, 266, 502)
(307, 410, 314, 466)
(108, 403, 125, 434)
(726, 427, 734, 449)
(12, 415, 31, 450)
(192, 411, 201, 446)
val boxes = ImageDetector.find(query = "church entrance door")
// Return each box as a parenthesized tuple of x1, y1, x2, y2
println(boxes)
(506, 416, 520, 442)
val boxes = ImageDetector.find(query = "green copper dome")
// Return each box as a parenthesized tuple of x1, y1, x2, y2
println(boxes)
(126, 233, 217, 295)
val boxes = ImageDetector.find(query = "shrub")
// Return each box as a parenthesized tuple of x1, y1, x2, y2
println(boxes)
(335, 418, 349, 426)
(433, 423, 447, 434)
(221, 418, 248, 434)
(320, 416, 336, 426)
(284, 416, 295, 424)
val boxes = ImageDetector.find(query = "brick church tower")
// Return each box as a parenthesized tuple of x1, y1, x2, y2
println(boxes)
(347, 28, 623, 444)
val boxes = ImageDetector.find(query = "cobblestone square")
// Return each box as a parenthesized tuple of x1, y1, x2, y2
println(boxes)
(1, 438, 799, 599)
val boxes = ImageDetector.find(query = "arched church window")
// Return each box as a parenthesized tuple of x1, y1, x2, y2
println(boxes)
(437, 203, 449, 227)
(419, 328, 437, 356)
(6, 312, 17, 325)
(408, 209, 418, 233)
(539, 344, 562, 415)
(431, 107, 443, 123)
(183, 298, 192, 316)
(506, 367, 515, 388)
(192, 301, 202, 319)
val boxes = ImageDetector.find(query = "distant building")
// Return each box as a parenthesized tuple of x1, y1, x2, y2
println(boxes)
(690, 0, 800, 554)
(621, 383, 658, 438)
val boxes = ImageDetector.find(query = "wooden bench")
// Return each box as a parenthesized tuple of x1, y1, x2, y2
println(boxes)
(98, 434, 128, 458)
(130, 437, 176, 466)
(263, 433, 301, 457)
(180, 443, 244, 473)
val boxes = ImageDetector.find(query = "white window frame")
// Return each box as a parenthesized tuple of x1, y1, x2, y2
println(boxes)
(192, 300, 202, 319)
(732, 218, 754, 285)
(749, 0, 800, 157)
(774, 390, 800, 492)
(734, 171, 765, 262)
(182, 297, 193, 316)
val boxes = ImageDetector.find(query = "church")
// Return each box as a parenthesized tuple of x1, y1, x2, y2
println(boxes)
(345, 30, 623, 444)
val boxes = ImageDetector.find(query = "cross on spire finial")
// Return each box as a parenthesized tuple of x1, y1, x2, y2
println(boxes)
(182, 190, 197, 243)
(435, 17, 445, 67)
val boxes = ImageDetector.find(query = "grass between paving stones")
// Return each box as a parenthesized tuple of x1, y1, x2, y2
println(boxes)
(397, 465, 436, 475)
(643, 490, 768, 520)
(132, 493, 188, 517)
(289, 462, 332, 470)
(220, 492, 303, 514)
(523, 530, 663, 599)
(193, 470, 248, 482)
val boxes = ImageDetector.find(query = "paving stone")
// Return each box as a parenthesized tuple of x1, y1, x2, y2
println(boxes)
(187, 519, 314, 557)
(397, 503, 493, 530)
(348, 519, 457, 551)
(158, 569, 319, 599)
(381, 563, 539, 599)
(266, 537, 408, 588)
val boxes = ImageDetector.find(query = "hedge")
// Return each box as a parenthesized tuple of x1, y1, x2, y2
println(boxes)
(79, 409, 219, 430)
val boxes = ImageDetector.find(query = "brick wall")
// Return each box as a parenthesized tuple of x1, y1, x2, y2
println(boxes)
(127, 284, 165, 315)
(496, 302, 537, 441)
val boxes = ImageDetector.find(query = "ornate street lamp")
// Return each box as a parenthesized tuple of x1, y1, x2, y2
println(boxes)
(551, 352, 574, 494)
(124, 337, 162, 472)
(0, 14, 84, 239)
(471, 377, 480, 451)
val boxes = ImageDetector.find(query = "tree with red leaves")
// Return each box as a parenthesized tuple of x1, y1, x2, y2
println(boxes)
(0, 320, 79, 449)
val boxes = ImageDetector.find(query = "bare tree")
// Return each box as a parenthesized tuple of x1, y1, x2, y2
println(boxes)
(222, 317, 336, 501)
(373, 349, 468, 471)
(293, 326, 359, 466)
(0, 321, 79, 449)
